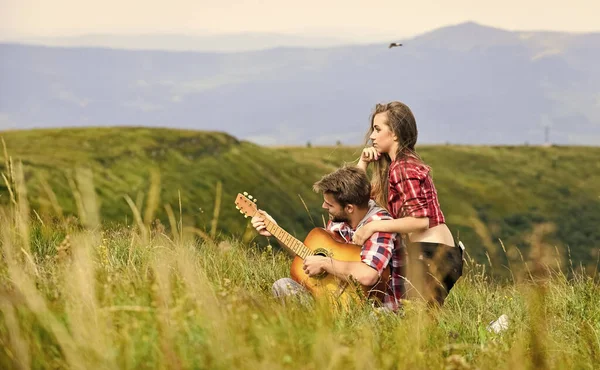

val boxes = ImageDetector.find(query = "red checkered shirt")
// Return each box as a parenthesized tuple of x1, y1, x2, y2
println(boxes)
(388, 157, 446, 228)
(327, 201, 405, 311)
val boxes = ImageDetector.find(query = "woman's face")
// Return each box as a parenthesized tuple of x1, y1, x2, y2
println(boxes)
(369, 112, 397, 154)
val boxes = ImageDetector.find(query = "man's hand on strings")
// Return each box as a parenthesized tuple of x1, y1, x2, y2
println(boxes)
(303, 255, 330, 277)
(251, 210, 277, 237)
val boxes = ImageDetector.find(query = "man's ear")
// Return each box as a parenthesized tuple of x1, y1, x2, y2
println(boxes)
(345, 204, 355, 214)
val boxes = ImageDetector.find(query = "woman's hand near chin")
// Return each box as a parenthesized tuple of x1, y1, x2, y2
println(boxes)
(357, 147, 380, 171)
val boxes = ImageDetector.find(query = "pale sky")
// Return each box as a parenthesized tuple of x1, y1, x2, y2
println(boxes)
(1, 0, 598, 39)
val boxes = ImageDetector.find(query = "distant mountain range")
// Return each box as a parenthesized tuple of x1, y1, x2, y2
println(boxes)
(1, 22, 599, 145)
(2, 32, 356, 52)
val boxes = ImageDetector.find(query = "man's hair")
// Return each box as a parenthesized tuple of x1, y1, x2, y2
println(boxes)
(313, 166, 371, 208)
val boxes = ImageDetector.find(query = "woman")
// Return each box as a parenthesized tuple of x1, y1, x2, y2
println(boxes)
(354, 101, 463, 306)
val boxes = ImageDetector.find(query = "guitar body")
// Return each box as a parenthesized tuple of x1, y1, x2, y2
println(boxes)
(290, 228, 389, 305)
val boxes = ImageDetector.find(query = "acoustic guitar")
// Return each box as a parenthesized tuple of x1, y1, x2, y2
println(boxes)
(235, 192, 389, 305)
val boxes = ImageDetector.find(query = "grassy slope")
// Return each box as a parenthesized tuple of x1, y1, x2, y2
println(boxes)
(2, 128, 600, 267)
(0, 128, 599, 369)
(1, 218, 599, 369)
(1, 127, 328, 238)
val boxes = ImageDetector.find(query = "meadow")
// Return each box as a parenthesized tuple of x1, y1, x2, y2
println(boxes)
(1, 128, 599, 269)
(1, 130, 599, 369)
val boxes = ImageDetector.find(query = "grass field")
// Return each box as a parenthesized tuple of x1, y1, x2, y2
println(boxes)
(1, 147, 599, 369)
(1, 210, 599, 369)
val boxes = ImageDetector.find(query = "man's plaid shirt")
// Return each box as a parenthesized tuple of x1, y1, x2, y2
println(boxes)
(327, 200, 405, 311)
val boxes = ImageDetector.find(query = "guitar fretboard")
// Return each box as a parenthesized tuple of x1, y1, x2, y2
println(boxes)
(262, 219, 311, 259)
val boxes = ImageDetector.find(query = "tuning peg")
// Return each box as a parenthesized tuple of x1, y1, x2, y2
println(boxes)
(243, 191, 248, 196)
(244, 215, 248, 218)
(248, 195, 253, 200)
(235, 206, 240, 210)
(253, 199, 257, 203)
(240, 210, 244, 214)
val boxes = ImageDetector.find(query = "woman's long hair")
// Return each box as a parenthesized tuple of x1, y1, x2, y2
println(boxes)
(365, 102, 427, 211)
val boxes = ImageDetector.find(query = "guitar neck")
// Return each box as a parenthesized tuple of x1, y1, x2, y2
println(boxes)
(263, 219, 311, 259)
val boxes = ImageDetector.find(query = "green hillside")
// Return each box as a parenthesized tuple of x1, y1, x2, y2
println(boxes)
(0, 127, 331, 238)
(2, 128, 599, 269)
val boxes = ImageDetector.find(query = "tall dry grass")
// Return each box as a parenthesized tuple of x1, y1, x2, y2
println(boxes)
(0, 155, 599, 369)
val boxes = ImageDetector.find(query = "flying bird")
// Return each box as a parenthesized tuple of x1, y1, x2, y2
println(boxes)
(388, 42, 403, 49)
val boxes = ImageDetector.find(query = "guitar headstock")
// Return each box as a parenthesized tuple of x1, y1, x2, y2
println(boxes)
(235, 192, 258, 218)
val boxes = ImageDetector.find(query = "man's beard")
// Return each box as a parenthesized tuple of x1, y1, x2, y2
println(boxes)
(330, 212, 350, 223)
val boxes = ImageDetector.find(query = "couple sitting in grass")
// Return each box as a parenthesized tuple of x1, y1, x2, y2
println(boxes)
(251, 101, 464, 311)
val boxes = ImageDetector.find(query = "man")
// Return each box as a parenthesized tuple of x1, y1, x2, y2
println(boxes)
(251, 166, 405, 311)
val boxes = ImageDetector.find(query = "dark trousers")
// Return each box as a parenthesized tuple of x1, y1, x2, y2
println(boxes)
(405, 242, 463, 306)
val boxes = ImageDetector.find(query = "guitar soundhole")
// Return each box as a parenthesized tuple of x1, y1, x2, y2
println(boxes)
(312, 248, 331, 279)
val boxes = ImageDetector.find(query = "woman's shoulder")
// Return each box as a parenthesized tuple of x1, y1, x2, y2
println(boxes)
(390, 157, 431, 181)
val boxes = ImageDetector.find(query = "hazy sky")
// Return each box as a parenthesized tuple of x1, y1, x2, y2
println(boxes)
(1, 0, 598, 39)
